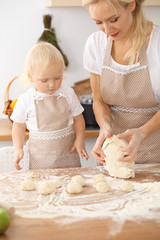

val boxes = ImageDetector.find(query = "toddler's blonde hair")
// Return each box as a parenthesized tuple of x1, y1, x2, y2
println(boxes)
(20, 42, 65, 86)
(83, 0, 147, 64)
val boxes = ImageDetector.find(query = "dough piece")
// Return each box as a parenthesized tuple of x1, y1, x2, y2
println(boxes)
(38, 181, 55, 195)
(95, 181, 109, 193)
(50, 177, 62, 188)
(120, 182, 134, 192)
(21, 178, 36, 191)
(71, 175, 86, 186)
(67, 181, 83, 194)
(102, 135, 135, 179)
(93, 174, 106, 184)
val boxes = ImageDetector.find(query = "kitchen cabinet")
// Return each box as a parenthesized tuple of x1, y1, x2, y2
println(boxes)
(45, 0, 160, 7)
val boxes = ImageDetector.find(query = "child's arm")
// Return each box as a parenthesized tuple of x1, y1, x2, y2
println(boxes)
(12, 122, 27, 170)
(70, 113, 89, 160)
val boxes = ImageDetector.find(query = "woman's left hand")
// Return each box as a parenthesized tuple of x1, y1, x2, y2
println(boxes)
(117, 128, 146, 162)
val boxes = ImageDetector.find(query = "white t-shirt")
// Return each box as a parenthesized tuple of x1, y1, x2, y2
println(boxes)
(83, 24, 160, 104)
(10, 86, 84, 131)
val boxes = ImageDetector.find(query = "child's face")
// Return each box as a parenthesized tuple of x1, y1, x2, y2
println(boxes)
(30, 60, 63, 95)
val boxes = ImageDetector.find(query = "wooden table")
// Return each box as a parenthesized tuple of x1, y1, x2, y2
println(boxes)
(0, 119, 99, 141)
(0, 164, 160, 240)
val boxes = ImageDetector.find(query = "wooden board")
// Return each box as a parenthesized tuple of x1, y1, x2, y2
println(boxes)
(0, 164, 160, 240)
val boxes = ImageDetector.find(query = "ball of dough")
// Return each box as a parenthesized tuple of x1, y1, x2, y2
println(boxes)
(50, 177, 62, 188)
(38, 181, 55, 195)
(67, 181, 83, 194)
(120, 182, 134, 192)
(93, 174, 106, 184)
(102, 135, 135, 179)
(21, 178, 36, 191)
(95, 182, 109, 193)
(71, 175, 86, 186)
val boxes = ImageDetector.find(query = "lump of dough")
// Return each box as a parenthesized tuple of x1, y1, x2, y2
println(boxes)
(67, 181, 83, 194)
(93, 174, 106, 184)
(50, 177, 62, 188)
(95, 181, 109, 193)
(71, 175, 86, 186)
(102, 135, 135, 179)
(38, 181, 55, 195)
(120, 182, 134, 192)
(21, 178, 36, 191)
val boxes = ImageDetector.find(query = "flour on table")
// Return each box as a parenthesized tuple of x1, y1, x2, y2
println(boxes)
(102, 135, 135, 179)
(120, 181, 134, 192)
(0, 165, 160, 238)
(50, 177, 62, 188)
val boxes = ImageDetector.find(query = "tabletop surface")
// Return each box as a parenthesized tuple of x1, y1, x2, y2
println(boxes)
(0, 119, 99, 141)
(0, 164, 160, 240)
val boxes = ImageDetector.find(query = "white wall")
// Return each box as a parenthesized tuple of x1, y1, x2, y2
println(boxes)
(0, 1, 160, 119)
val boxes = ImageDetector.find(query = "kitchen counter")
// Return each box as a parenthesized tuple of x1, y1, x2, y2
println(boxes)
(0, 164, 160, 240)
(0, 119, 99, 141)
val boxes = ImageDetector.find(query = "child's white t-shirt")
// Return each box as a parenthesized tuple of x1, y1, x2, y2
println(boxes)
(83, 24, 160, 105)
(10, 85, 84, 131)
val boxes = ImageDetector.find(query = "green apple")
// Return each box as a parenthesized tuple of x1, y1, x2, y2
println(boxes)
(0, 207, 10, 235)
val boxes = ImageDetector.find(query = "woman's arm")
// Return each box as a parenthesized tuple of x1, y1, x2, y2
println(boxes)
(117, 110, 160, 162)
(90, 73, 112, 129)
(70, 114, 89, 160)
(140, 110, 160, 137)
(12, 122, 26, 170)
(90, 73, 112, 163)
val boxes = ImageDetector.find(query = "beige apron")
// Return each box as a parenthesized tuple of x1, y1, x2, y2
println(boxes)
(100, 38, 160, 163)
(28, 93, 81, 169)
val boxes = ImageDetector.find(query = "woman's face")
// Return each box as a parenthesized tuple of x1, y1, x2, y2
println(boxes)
(88, 0, 135, 41)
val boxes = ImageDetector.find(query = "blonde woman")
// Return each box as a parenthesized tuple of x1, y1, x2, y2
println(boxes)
(83, 0, 160, 164)
(11, 42, 89, 170)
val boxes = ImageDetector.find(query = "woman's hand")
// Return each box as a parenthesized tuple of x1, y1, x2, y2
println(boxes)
(117, 128, 146, 162)
(91, 126, 112, 164)
(14, 148, 24, 170)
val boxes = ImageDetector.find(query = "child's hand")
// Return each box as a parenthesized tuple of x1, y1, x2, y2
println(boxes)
(70, 141, 89, 161)
(14, 149, 24, 170)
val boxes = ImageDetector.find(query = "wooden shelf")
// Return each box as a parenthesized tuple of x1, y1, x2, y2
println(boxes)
(45, 0, 160, 7)
(45, 0, 82, 7)
(0, 119, 99, 141)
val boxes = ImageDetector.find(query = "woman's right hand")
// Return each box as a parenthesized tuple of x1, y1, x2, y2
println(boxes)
(91, 126, 112, 164)
(14, 149, 24, 170)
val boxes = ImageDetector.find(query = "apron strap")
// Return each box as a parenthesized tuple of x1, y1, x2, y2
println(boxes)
(103, 37, 112, 66)
(139, 43, 148, 66)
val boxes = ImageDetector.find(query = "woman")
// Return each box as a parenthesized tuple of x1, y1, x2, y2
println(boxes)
(83, 0, 160, 164)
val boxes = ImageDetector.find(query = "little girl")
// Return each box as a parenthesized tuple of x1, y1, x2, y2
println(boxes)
(11, 42, 89, 170)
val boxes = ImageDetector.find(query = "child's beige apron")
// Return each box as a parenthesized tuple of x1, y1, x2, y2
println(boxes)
(100, 38, 160, 163)
(28, 93, 81, 169)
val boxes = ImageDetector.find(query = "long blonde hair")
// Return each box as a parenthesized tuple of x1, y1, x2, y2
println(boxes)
(83, 0, 148, 64)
